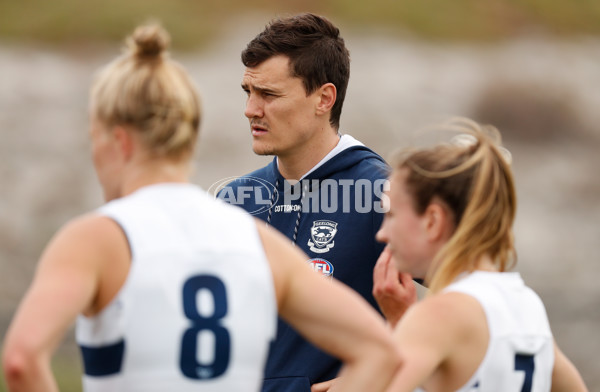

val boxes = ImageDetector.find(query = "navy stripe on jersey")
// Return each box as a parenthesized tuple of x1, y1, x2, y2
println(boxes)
(80, 339, 126, 376)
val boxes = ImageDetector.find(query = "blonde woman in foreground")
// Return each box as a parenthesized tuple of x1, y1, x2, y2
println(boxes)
(375, 118, 587, 391)
(2, 24, 401, 392)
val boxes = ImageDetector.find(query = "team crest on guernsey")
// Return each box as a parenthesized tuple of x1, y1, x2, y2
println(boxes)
(308, 220, 338, 254)
(308, 258, 334, 279)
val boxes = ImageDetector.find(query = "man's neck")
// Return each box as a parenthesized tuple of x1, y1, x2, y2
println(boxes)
(277, 130, 340, 180)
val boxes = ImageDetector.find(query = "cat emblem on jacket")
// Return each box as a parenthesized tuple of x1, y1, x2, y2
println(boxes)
(308, 220, 338, 254)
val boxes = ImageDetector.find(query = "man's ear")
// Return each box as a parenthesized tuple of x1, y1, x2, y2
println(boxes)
(114, 125, 135, 161)
(315, 83, 337, 116)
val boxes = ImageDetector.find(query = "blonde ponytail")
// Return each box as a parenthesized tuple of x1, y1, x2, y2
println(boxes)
(393, 118, 517, 294)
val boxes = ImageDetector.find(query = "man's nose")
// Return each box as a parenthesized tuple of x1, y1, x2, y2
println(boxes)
(245, 94, 263, 119)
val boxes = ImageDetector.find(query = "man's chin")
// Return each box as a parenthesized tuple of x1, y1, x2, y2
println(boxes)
(252, 143, 276, 156)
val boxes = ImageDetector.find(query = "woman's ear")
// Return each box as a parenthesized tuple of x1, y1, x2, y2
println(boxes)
(315, 83, 337, 116)
(113, 125, 135, 161)
(423, 202, 452, 242)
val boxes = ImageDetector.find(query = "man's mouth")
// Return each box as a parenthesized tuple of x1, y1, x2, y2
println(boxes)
(251, 124, 268, 136)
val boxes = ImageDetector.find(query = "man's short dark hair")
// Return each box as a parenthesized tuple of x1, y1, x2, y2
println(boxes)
(242, 13, 350, 130)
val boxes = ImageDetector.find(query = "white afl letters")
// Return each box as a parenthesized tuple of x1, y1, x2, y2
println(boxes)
(444, 271, 554, 392)
(76, 183, 277, 392)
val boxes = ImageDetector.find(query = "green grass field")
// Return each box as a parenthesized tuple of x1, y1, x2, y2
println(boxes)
(1, 0, 599, 49)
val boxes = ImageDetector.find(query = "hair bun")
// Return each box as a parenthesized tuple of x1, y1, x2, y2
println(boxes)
(128, 23, 170, 58)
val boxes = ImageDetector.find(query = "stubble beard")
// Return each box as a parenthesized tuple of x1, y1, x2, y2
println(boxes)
(252, 138, 278, 157)
(252, 143, 276, 157)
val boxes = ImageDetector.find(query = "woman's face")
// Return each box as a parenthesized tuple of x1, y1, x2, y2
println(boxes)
(89, 114, 123, 202)
(376, 170, 433, 279)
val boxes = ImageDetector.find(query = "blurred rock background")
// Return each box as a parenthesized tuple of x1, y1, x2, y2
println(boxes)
(1, 1, 599, 390)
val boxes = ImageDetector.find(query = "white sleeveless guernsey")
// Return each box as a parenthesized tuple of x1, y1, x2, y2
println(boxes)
(76, 183, 277, 392)
(441, 271, 554, 392)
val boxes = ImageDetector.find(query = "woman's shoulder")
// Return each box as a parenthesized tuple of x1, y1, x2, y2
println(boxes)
(400, 290, 487, 340)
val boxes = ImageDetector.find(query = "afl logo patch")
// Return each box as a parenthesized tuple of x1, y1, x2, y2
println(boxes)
(308, 258, 334, 279)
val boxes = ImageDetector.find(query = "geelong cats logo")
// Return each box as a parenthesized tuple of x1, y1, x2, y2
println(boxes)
(308, 220, 338, 254)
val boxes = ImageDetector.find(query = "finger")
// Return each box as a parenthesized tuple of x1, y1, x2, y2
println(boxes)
(311, 379, 334, 392)
(383, 254, 401, 285)
(377, 246, 393, 271)
(397, 271, 414, 288)
(397, 272, 418, 303)
(373, 246, 392, 286)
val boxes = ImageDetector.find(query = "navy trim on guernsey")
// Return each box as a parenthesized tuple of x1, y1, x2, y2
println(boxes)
(80, 339, 126, 376)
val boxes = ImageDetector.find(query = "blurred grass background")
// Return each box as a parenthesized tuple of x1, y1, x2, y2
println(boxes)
(1, 0, 600, 49)
(1, 1, 599, 391)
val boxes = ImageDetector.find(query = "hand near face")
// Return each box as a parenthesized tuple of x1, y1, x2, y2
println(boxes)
(311, 378, 336, 392)
(373, 245, 418, 328)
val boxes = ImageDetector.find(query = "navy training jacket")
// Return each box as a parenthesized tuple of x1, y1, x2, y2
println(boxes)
(218, 145, 389, 392)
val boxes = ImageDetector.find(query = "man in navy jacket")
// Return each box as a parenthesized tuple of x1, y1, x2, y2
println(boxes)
(219, 13, 392, 392)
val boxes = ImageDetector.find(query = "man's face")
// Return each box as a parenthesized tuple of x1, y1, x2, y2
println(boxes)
(242, 55, 322, 159)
